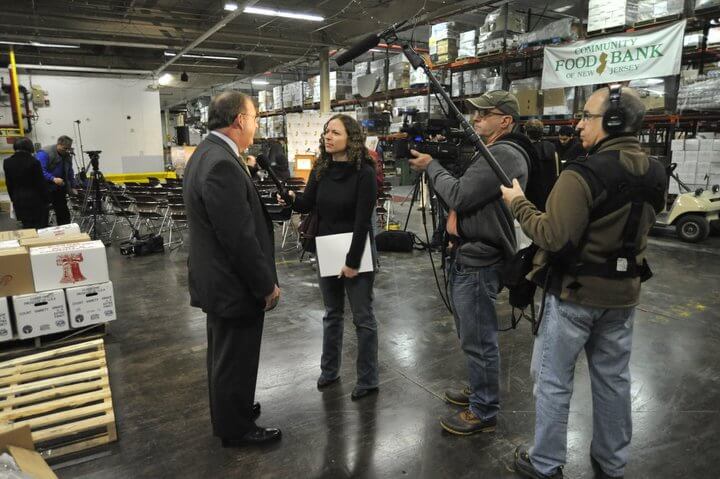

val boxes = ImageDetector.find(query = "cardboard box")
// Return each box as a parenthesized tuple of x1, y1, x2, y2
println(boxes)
(0, 426, 58, 479)
(12, 289, 69, 339)
(516, 89, 542, 116)
(20, 233, 91, 249)
(0, 239, 21, 249)
(30, 240, 109, 292)
(671, 151, 685, 163)
(0, 247, 35, 297)
(0, 229, 38, 242)
(671, 139, 685, 151)
(685, 139, 700, 151)
(37, 223, 81, 238)
(700, 139, 715, 151)
(66, 281, 117, 328)
(0, 296, 12, 342)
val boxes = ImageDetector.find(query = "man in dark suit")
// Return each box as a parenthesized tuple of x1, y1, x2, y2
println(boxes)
(183, 91, 281, 447)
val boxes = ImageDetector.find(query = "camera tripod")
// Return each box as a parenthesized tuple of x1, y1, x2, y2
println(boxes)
(79, 151, 140, 244)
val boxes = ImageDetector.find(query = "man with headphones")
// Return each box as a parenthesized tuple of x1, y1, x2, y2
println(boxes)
(410, 90, 532, 436)
(501, 85, 667, 479)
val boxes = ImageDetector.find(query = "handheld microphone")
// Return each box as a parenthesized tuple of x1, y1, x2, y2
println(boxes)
(256, 155, 293, 204)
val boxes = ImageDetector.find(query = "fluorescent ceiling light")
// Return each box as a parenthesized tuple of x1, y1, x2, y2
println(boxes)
(158, 73, 173, 86)
(164, 51, 236, 61)
(224, 2, 239, 11)
(243, 6, 324, 22)
(554, 5, 574, 13)
(0, 40, 79, 48)
(252, 79, 269, 85)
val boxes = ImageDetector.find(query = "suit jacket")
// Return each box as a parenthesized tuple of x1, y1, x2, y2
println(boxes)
(183, 134, 277, 319)
(3, 151, 49, 218)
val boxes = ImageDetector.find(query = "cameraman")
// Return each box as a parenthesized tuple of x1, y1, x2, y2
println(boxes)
(409, 91, 530, 436)
(501, 86, 666, 479)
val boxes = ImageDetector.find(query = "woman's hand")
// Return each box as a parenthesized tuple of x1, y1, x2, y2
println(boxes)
(276, 190, 295, 206)
(339, 265, 359, 279)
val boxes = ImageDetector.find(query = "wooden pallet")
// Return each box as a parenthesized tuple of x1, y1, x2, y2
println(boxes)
(0, 323, 107, 362)
(0, 338, 117, 462)
(586, 25, 627, 37)
(633, 13, 682, 29)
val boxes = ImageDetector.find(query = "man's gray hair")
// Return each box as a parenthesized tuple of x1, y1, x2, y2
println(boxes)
(600, 86, 646, 134)
(208, 91, 253, 130)
(57, 135, 73, 147)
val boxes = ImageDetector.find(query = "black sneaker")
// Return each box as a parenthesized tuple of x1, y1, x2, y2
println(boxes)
(444, 385, 471, 406)
(514, 446, 563, 479)
(440, 409, 496, 435)
(591, 455, 624, 479)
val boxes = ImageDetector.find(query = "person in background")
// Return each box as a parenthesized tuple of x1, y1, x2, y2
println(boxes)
(260, 139, 290, 181)
(286, 114, 379, 400)
(36, 135, 76, 225)
(555, 125, 586, 169)
(3, 137, 49, 228)
(524, 119, 560, 211)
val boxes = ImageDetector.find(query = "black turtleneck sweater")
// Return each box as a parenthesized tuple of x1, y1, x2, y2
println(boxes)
(292, 161, 377, 269)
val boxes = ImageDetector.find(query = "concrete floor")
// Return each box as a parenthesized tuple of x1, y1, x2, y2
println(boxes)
(2, 206, 719, 479)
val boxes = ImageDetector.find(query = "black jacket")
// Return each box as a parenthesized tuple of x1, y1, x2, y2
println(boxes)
(3, 151, 49, 220)
(556, 137, 586, 167)
(183, 134, 277, 319)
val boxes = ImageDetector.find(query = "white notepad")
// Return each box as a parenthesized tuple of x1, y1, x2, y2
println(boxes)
(315, 232, 373, 278)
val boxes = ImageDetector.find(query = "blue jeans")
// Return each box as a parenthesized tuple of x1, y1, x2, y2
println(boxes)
(447, 258, 501, 420)
(530, 294, 635, 477)
(317, 272, 379, 390)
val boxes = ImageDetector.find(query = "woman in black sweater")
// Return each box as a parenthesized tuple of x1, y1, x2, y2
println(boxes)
(3, 137, 49, 228)
(289, 114, 379, 400)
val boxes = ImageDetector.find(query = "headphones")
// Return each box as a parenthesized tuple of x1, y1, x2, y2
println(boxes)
(602, 84, 626, 134)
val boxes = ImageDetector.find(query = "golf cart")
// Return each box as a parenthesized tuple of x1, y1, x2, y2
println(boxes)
(655, 163, 720, 243)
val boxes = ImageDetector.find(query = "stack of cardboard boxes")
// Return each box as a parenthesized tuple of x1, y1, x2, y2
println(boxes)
(587, 0, 638, 34)
(671, 138, 720, 193)
(430, 22, 462, 64)
(636, 0, 686, 23)
(0, 224, 116, 343)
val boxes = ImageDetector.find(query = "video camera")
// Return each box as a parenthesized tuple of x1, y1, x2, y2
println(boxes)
(85, 150, 102, 171)
(391, 108, 473, 177)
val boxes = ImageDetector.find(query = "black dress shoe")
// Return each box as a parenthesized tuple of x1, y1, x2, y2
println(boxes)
(317, 376, 340, 389)
(252, 402, 261, 420)
(351, 386, 379, 401)
(221, 427, 282, 447)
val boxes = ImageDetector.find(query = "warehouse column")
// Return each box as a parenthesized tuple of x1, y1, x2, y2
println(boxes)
(319, 47, 330, 113)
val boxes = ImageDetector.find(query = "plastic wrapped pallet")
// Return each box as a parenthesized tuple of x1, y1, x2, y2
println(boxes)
(517, 17, 580, 48)
(452, 72, 464, 97)
(510, 77, 542, 117)
(459, 30, 477, 58)
(678, 76, 720, 112)
(588, 0, 639, 33)
(629, 78, 667, 112)
(542, 88, 575, 116)
(481, 7, 526, 34)
(695, 0, 720, 10)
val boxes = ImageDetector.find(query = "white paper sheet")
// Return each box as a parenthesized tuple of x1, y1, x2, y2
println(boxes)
(315, 232, 373, 278)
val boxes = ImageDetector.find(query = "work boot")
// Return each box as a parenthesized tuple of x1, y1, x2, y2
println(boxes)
(514, 446, 563, 479)
(440, 409, 496, 435)
(444, 385, 471, 406)
(591, 455, 624, 479)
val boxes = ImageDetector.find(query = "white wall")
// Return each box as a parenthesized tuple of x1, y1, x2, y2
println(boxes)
(18, 74, 163, 174)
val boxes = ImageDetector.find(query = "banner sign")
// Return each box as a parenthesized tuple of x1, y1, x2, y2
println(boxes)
(541, 20, 686, 89)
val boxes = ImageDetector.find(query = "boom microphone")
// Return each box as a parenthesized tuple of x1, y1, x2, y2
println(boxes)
(335, 20, 409, 66)
(335, 33, 380, 66)
(256, 155, 293, 204)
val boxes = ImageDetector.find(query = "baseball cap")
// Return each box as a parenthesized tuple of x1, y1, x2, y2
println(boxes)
(467, 90, 520, 118)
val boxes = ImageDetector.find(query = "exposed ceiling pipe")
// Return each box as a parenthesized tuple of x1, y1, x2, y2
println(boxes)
(15, 64, 153, 76)
(0, 34, 309, 58)
(154, 0, 261, 77)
